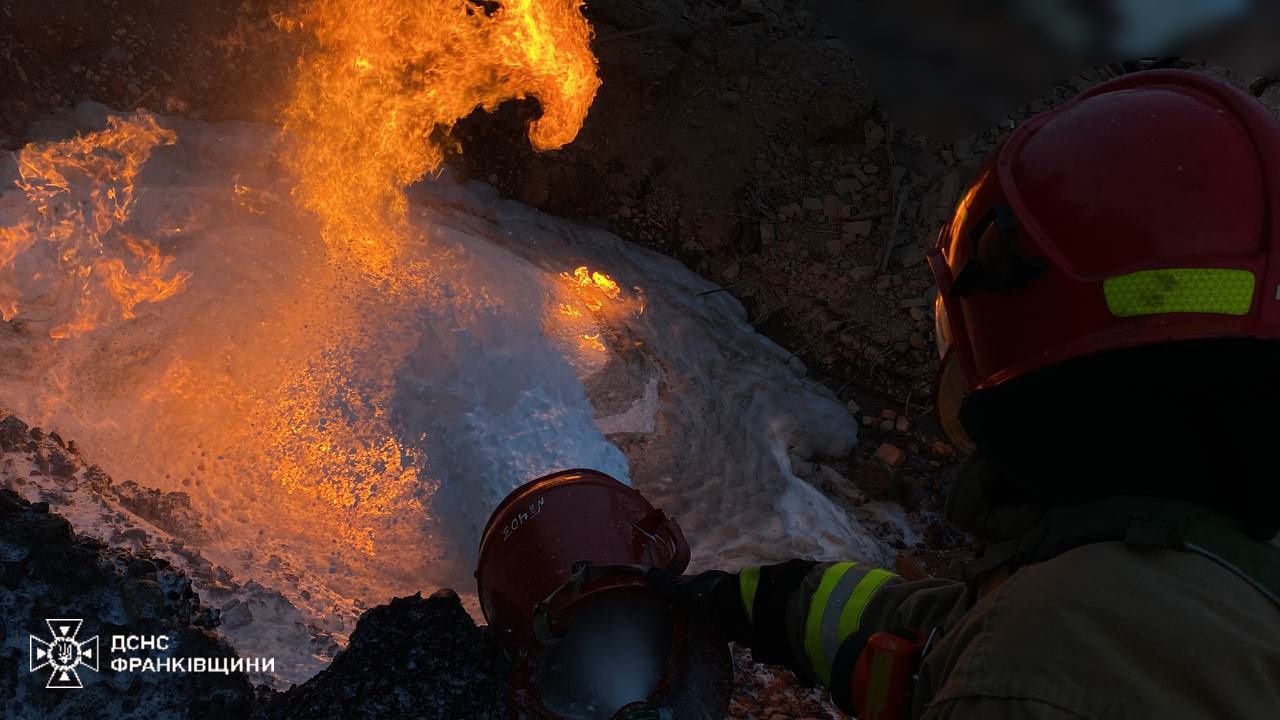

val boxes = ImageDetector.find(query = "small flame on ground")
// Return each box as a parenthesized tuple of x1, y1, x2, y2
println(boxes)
(0, 114, 190, 338)
(571, 265, 622, 299)
(563, 264, 632, 313)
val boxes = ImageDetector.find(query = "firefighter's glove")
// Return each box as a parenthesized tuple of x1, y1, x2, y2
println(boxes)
(645, 568, 752, 644)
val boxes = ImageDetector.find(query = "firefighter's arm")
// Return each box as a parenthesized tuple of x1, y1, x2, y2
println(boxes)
(733, 560, 965, 715)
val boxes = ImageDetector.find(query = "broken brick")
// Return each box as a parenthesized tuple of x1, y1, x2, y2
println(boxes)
(875, 442, 905, 468)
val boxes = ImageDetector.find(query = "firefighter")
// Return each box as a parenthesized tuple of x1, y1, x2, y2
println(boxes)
(652, 70, 1280, 719)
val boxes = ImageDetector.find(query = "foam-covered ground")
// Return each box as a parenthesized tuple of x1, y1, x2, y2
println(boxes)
(0, 105, 895, 686)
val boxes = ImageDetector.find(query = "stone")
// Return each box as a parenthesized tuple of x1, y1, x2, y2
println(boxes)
(849, 461, 895, 500)
(723, 261, 741, 280)
(843, 220, 873, 238)
(894, 245, 928, 267)
(849, 265, 877, 281)
(879, 420, 895, 432)
(0, 415, 29, 450)
(875, 443, 906, 468)
(719, 90, 741, 107)
(802, 197, 823, 211)
(788, 453, 814, 478)
(127, 558, 157, 576)
(118, 578, 166, 621)
(221, 599, 254, 629)
(909, 333, 929, 351)
(864, 119, 886, 147)
(845, 399, 861, 415)
(895, 416, 911, 433)
(822, 194, 842, 218)
(937, 173, 960, 214)
(879, 409, 898, 421)
(835, 177, 861, 196)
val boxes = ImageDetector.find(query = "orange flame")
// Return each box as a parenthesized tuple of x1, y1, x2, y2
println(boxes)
(571, 265, 621, 299)
(563, 264, 625, 312)
(0, 115, 190, 338)
(279, 0, 601, 276)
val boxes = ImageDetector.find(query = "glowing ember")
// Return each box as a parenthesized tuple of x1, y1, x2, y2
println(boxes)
(0, 115, 190, 338)
(279, 0, 601, 278)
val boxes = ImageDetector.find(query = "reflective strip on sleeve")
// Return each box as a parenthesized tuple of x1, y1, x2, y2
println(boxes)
(804, 562, 856, 685)
(804, 563, 900, 686)
(739, 565, 761, 625)
(836, 568, 896, 640)
(1103, 268, 1255, 318)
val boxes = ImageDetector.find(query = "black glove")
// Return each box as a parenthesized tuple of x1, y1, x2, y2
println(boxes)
(645, 567, 752, 644)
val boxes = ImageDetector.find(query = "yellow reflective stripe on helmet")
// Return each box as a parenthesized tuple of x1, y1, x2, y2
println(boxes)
(804, 562, 855, 685)
(836, 568, 896, 640)
(1103, 268, 1255, 318)
(739, 565, 761, 625)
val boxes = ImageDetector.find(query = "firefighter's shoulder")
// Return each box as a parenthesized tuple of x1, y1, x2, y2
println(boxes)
(917, 542, 1280, 720)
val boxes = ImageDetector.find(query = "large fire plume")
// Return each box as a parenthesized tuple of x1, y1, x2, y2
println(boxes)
(0, 0, 607, 661)
(278, 0, 601, 276)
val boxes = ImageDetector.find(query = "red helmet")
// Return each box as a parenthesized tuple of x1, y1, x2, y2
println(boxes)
(930, 70, 1280, 450)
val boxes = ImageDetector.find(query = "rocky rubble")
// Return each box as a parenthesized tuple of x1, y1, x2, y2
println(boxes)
(0, 488, 255, 720)
(259, 590, 510, 720)
(2, 475, 510, 719)
(728, 647, 840, 720)
(0, 413, 350, 686)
